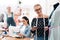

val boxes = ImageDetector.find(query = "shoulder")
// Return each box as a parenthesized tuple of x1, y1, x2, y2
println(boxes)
(32, 16, 36, 20)
(43, 14, 48, 18)
(25, 25, 31, 30)
(32, 18, 36, 22)
(34, 15, 38, 18)
(28, 24, 30, 26)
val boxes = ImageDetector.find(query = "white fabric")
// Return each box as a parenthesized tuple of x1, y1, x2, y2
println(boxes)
(19, 25, 26, 34)
(49, 5, 60, 40)
(8, 26, 20, 37)
(7, 13, 12, 17)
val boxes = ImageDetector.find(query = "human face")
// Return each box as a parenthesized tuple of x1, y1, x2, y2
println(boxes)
(34, 5, 42, 15)
(19, 8, 22, 16)
(58, 0, 60, 3)
(7, 7, 11, 13)
(22, 18, 28, 25)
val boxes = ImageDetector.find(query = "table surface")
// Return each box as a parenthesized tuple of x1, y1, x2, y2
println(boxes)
(0, 37, 33, 40)
(0, 27, 34, 40)
(0, 37, 31, 40)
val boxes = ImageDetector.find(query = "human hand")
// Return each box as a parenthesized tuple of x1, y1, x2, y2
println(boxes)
(44, 26, 48, 31)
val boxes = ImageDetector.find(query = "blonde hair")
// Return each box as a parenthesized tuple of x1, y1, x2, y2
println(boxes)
(34, 4, 41, 7)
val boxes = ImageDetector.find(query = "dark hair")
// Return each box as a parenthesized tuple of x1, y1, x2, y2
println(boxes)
(22, 16, 29, 24)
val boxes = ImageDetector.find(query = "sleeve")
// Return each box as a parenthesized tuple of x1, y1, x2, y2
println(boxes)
(4, 12, 7, 24)
(31, 18, 36, 27)
(31, 18, 36, 35)
(23, 26, 31, 37)
(11, 12, 14, 18)
(45, 18, 49, 26)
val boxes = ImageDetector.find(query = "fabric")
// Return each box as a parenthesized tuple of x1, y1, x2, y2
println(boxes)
(7, 17, 16, 27)
(48, 3, 59, 27)
(19, 25, 31, 37)
(49, 5, 60, 40)
(34, 34, 48, 40)
(0, 14, 4, 22)
(31, 18, 49, 40)
(34, 35, 44, 40)
(31, 18, 48, 36)
(49, 3, 59, 19)
(7, 12, 16, 27)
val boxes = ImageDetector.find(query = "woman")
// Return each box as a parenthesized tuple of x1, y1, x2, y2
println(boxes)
(6, 7, 16, 27)
(31, 4, 49, 40)
(14, 8, 22, 26)
(18, 16, 31, 37)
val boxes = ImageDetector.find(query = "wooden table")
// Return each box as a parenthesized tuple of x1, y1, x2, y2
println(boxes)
(0, 37, 31, 40)
(0, 28, 34, 40)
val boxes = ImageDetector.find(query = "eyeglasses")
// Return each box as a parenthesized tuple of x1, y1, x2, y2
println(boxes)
(35, 8, 41, 11)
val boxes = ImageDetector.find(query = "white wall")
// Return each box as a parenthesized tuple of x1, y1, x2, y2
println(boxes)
(0, 0, 59, 23)
(0, 0, 58, 14)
